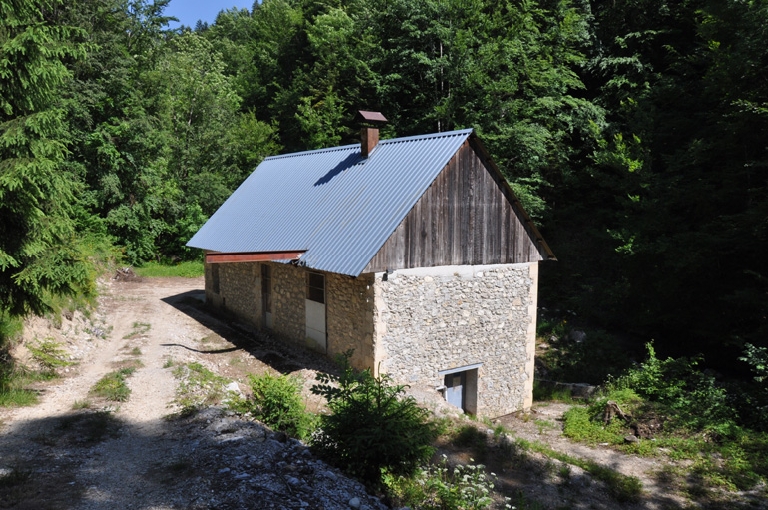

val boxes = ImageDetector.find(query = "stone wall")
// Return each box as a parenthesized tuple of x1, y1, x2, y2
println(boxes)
(205, 262, 260, 326)
(326, 273, 376, 370)
(373, 263, 539, 417)
(269, 263, 306, 345)
(206, 262, 377, 369)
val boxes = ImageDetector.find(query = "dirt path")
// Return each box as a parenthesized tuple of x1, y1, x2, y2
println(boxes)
(0, 278, 383, 510)
(2, 277, 763, 509)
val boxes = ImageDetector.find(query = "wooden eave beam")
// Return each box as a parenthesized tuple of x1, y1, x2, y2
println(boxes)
(205, 251, 305, 264)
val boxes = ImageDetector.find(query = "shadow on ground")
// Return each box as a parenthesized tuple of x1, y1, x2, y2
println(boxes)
(160, 290, 340, 377)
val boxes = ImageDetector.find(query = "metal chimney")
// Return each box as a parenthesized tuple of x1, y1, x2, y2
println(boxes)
(355, 110, 388, 158)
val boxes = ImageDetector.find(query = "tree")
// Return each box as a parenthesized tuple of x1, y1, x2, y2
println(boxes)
(0, 0, 92, 317)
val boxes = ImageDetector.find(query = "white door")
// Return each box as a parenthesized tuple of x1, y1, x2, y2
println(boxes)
(445, 372, 465, 410)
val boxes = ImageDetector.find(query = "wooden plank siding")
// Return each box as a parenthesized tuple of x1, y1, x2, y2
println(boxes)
(363, 137, 550, 273)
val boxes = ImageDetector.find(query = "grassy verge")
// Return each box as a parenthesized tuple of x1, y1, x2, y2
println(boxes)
(560, 380, 768, 503)
(135, 261, 204, 278)
(441, 419, 642, 505)
(519, 437, 642, 502)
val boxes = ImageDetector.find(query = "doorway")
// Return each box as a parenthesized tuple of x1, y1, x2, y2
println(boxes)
(305, 272, 326, 351)
(439, 364, 480, 415)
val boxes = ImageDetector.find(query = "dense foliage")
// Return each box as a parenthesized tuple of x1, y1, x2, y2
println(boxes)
(310, 355, 440, 484)
(230, 372, 315, 440)
(562, 345, 768, 493)
(2, 0, 767, 386)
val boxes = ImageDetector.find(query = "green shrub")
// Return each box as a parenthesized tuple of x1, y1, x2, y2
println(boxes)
(614, 343, 736, 434)
(384, 456, 497, 510)
(310, 354, 440, 484)
(27, 338, 73, 373)
(230, 372, 315, 440)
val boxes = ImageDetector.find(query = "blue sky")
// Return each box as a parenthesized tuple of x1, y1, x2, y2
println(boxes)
(165, 0, 256, 29)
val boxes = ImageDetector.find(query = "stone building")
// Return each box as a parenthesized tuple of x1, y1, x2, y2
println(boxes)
(188, 112, 554, 417)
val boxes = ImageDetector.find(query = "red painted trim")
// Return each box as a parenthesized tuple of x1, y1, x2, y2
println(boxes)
(206, 251, 304, 264)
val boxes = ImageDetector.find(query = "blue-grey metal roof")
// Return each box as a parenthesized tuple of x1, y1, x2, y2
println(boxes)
(187, 128, 474, 276)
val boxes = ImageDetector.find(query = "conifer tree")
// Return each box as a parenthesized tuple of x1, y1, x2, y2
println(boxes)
(0, 0, 90, 316)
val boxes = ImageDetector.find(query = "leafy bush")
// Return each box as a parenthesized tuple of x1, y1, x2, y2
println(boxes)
(310, 355, 440, 484)
(614, 343, 736, 435)
(229, 372, 315, 440)
(383, 456, 498, 510)
(741, 343, 768, 383)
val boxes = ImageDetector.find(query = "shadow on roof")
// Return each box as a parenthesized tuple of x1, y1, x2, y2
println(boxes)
(314, 152, 362, 186)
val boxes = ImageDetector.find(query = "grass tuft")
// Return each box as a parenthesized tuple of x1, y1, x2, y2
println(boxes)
(90, 368, 135, 402)
(122, 322, 150, 340)
(172, 362, 229, 413)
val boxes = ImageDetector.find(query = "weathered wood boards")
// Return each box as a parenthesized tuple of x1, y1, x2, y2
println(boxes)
(363, 136, 551, 273)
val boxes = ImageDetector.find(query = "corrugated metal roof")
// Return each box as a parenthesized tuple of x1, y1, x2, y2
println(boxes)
(187, 129, 474, 276)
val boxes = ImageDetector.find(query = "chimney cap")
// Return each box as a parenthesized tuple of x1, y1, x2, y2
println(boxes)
(355, 110, 388, 126)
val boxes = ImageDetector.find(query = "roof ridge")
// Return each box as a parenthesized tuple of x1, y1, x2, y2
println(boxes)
(379, 128, 473, 145)
(265, 144, 359, 161)
(264, 128, 474, 161)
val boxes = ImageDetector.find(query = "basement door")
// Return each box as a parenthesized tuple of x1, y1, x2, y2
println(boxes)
(305, 272, 326, 351)
(444, 372, 466, 409)
(439, 364, 481, 415)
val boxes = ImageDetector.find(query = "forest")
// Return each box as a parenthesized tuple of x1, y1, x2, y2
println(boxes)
(2, 0, 767, 401)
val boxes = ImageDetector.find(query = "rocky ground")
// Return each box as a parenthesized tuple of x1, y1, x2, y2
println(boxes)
(1, 276, 765, 509)
(0, 278, 384, 510)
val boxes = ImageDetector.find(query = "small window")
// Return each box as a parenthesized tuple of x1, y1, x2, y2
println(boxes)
(261, 264, 272, 313)
(306, 272, 325, 304)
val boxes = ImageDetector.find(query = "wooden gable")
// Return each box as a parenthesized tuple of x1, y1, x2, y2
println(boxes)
(362, 136, 553, 273)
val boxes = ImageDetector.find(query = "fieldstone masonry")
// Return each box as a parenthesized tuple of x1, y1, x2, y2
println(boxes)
(270, 263, 306, 344)
(326, 273, 376, 370)
(373, 263, 538, 416)
(205, 260, 538, 417)
(205, 262, 260, 325)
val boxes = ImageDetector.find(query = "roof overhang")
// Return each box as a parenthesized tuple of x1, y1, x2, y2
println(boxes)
(205, 251, 305, 264)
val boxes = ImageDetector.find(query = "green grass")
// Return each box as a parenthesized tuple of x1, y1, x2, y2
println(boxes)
(0, 385, 38, 407)
(0, 367, 59, 408)
(451, 424, 489, 457)
(135, 261, 204, 278)
(559, 388, 768, 499)
(172, 362, 230, 413)
(72, 399, 92, 410)
(90, 368, 135, 402)
(532, 381, 576, 403)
